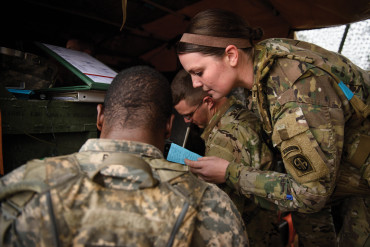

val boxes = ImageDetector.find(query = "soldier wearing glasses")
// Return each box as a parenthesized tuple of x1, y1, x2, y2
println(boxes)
(171, 69, 285, 247)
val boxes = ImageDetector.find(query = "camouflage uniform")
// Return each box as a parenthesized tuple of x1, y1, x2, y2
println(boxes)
(201, 96, 282, 247)
(225, 38, 370, 246)
(0, 48, 58, 90)
(1, 138, 248, 247)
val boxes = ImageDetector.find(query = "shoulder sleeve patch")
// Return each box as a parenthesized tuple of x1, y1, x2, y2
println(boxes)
(281, 134, 329, 183)
(272, 107, 330, 183)
(282, 145, 300, 156)
(289, 154, 313, 174)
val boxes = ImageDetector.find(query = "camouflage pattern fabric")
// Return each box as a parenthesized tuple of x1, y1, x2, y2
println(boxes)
(201, 97, 282, 247)
(201, 96, 273, 170)
(291, 207, 337, 247)
(0, 138, 248, 247)
(336, 196, 370, 246)
(224, 38, 369, 246)
(0, 50, 58, 90)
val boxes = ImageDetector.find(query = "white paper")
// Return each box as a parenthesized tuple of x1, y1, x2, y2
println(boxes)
(43, 43, 117, 84)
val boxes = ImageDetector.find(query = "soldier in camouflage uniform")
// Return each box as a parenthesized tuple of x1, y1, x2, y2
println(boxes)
(176, 9, 370, 247)
(0, 66, 248, 246)
(171, 70, 285, 247)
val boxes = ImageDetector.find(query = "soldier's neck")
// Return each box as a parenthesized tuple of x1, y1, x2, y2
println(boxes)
(100, 128, 165, 153)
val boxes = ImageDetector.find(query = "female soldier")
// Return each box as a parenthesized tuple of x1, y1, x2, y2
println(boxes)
(177, 9, 369, 247)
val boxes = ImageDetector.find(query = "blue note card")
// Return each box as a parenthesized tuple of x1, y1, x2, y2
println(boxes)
(166, 143, 202, 165)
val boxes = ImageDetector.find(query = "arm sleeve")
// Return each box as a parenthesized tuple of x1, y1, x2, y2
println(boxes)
(226, 73, 344, 213)
(2, 192, 55, 246)
(191, 183, 249, 247)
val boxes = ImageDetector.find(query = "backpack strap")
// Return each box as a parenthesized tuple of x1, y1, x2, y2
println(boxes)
(0, 155, 81, 245)
(89, 153, 159, 189)
(0, 180, 47, 203)
(148, 158, 189, 182)
(0, 159, 49, 244)
(314, 66, 369, 119)
(252, 52, 275, 134)
(0, 180, 48, 243)
(166, 201, 190, 247)
(145, 157, 208, 246)
(166, 172, 208, 247)
(0, 158, 49, 201)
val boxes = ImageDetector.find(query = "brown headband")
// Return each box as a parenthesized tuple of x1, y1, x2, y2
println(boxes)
(179, 33, 252, 49)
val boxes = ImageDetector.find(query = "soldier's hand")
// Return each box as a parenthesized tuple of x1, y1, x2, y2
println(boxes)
(185, 156, 229, 184)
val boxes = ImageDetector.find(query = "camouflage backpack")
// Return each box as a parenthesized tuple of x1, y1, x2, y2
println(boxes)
(0, 153, 207, 247)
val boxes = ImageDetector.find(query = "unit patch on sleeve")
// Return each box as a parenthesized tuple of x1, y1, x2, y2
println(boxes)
(282, 146, 300, 157)
(272, 107, 330, 183)
(289, 154, 313, 175)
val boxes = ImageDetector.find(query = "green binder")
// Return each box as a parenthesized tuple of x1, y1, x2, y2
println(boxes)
(35, 42, 117, 91)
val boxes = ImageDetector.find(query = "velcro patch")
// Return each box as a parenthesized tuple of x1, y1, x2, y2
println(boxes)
(273, 107, 329, 183)
(281, 133, 329, 183)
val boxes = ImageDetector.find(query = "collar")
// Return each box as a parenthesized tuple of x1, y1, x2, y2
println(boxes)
(201, 97, 240, 141)
(79, 138, 164, 159)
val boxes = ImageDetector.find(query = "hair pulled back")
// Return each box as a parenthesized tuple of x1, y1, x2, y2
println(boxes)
(177, 9, 263, 57)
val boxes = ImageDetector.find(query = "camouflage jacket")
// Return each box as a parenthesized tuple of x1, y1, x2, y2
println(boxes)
(202, 96, 273, 170)
(201, 96, 274, 218)
(0, 138, 248, 247)
(226, 38, 370, 213)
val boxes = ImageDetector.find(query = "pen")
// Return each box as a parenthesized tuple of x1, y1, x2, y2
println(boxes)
(182, 125, 190, 147)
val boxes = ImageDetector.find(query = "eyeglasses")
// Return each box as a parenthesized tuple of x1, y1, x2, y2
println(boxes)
(183, 101, 203, 120)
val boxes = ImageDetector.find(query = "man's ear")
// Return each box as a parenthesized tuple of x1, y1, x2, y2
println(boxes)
(96, 104, 104, 131)
(165, 114, 175, 139)
(225, 45, 239, 67)
(204, 96, 215, 110)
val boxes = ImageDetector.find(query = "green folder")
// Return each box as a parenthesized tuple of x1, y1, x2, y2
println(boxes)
(35, 42, 117, 91)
